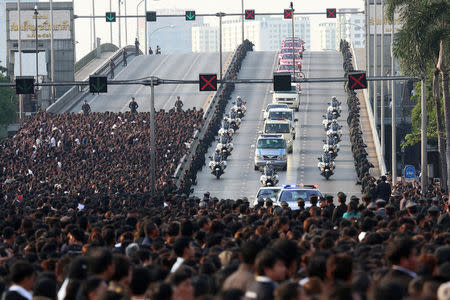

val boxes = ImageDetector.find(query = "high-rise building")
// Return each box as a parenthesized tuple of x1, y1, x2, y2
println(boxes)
(146, 9, 204, 54)
(319, 22, 337, 50)
(337, 8, 365, 48)
(192, 16, 310, 53)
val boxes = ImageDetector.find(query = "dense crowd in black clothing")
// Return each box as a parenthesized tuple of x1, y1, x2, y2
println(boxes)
(0, 40, 449, 300)
(339, 40, 375, 183)
(0, 109, 203, 200)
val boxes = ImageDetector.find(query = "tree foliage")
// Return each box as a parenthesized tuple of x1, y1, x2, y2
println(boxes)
(0, 61, 17, 126)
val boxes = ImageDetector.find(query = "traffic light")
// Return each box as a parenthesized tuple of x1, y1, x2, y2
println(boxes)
(15, 76, 34, 94)
(105, 12, 116, 22)
(245, 9, 255, 20)
(348, 72, 367, 90)
(146, 11, 156, 22)
(273, 73, 291, 91)
(284, 9, 293, 19)
(326, 8, 337, 18)
(199, 74, 217, 91)
(185, 11, 196, 21)
(89, 76, 108, 93)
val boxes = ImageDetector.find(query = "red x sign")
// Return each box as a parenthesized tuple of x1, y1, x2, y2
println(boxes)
(199, 74, 217, 91)
(348, 72, 367, 90)
(245, 9, 255, 20)
(326, 8, 336, 18)
(284, 9, 293, 19)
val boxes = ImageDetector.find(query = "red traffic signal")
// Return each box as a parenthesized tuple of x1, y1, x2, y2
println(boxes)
(245, 9, 255, 20)
(284, 9, 293, 19)
(199, 74, 217, 91)
(326, 8, 336, 18)
(348, 72, 367, 90)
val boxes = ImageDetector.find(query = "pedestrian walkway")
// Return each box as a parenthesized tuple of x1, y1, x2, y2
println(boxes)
(75, 51, 117, 81)
(353, 48, 381, 178)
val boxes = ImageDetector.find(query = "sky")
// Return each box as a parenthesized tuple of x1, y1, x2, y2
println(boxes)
(59, 0, 364, 59)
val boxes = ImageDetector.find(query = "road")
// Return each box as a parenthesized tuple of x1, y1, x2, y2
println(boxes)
(67, 52, 231, 113)
(193, 50, 361, 201)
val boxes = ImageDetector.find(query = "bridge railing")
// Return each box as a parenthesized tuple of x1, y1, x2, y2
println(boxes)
(47, 45, 138, 114)
(351, 45, 387, 175)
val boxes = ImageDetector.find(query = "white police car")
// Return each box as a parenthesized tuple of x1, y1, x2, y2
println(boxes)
(252, 186, 283, 207)
(275, 184, 322, 210)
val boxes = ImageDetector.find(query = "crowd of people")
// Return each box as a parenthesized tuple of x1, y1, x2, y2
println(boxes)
(0, 109, 203, 201)
(178, 40, 254, 195)
(0, 40, 449, 300)
(340, 40, 375, 184)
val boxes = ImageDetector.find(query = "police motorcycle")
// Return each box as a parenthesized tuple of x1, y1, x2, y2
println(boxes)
(227, 111, 241, 131)
(209, 149, 227, 179)
(231, 96, 247, 119)
(326, 120, 342, 142)
(218, 118, 235, 137)
(260, 161, 279, 187)
(330, 96, 342, 109)
(322, 112, 335, 130)
(317, 152, 336, 180)
(216, 134, 233, 160)
(327, 104, 341, 119)
(323, 136, 340, 159)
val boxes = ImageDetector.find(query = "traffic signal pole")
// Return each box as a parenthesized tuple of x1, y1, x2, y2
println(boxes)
(421, 78, 428, 189)
(149, 77, 156, 196)
(218, 13, 224, 81)
(391, 16, 397, 184)
(290, 2, 295, 80)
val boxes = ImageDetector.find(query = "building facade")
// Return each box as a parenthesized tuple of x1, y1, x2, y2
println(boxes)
(337, 8, 365, 48)
(318, 22, 337, 50)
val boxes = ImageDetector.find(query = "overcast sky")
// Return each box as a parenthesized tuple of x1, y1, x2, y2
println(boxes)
(63, 0, 365, 58)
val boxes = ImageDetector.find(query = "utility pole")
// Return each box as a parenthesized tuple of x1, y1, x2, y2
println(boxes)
(366, 0, 370, 100)
(149, 77, 156, 196)
(110, 0, 113, 43)
(290, 2, 295, 79)
(50, 0, 55, 102)
(380, 0, 384, 158)
(391, 18, 396, 183)
(118, 0, 121, 48)
(17, 0, 23, 122)
(373, 0, 377, 130)
(241, 0, 244, 43)
(92, 0, 96, 48)
(144, 0, 147, 54)
(218, 12, 223, 80)
(421, 78, 428, 190)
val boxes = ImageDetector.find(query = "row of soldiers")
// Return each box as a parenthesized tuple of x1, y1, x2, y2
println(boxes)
(178, 40, 255, 195)
(340, 40, 375, 184)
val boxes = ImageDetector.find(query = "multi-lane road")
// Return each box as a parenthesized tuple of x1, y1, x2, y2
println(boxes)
(193, 50, 361, 200)
(67, 52, 230, 113)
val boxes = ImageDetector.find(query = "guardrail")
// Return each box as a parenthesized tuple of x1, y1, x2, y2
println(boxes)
(351, 45, 387, 175)
(47, 45, 139, 114)
(74, 43, 119, 73)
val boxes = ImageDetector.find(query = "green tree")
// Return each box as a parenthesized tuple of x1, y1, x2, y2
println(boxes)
(386, 0, 449, 190)
(0, 62, 17, 127)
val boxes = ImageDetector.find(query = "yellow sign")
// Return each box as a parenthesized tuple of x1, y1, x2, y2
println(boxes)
(9, 10, 71, 40)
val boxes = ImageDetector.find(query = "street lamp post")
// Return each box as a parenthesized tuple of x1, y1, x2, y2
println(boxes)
(241, 0, 244, 43)
(18, 0, 23, 121)
(136, 0, 144, 41)
(148, 25, 175, 52)
(34, 5, 38, 86)
(290, 2, 295, 80)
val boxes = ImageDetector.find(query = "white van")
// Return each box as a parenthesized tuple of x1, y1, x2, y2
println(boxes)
(272, 83, 301, 111)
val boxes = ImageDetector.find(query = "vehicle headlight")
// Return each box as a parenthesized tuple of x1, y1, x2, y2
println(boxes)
(280, 154, 287, 160)
(256, 154, 263, 159)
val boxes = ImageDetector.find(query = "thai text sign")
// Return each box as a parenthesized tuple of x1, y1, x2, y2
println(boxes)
(9, 10, 71, 40)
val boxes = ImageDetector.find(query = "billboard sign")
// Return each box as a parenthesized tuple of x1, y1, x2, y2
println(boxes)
(9, 10, 71, 40)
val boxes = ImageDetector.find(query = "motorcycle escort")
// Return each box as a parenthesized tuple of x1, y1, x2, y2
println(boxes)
(209, 149, 227, 179)
(322, 112, 335, 130)
(218, 118, 235, 137)
(260, 162, 279, 187)
(231, 96, 246, 119)
(226, 112, 241, 131)
(326, 120, 342, 142)
(317, 152, 336, 180)
(216, 135, 233, 160)
(323, 136, 340, 159)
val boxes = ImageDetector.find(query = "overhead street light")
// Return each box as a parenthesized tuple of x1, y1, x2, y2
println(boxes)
(149, 25, 175, 53)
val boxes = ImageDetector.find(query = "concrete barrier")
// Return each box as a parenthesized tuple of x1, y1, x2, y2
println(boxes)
(351, 45, 387, 175)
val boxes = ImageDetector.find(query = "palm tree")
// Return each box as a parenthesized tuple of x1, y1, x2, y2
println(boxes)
(386, 0, 449, 191)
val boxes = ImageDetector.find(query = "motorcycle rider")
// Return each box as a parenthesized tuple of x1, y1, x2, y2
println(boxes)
(222, 118, 231, 130)
(174, 96, 183, 112)
(129, 97, 139, 113)
(264, 161, 276, 177)
(214, 148, 224, 162)
(81, 100, 91, 115)
(236, 96, 244, 107)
